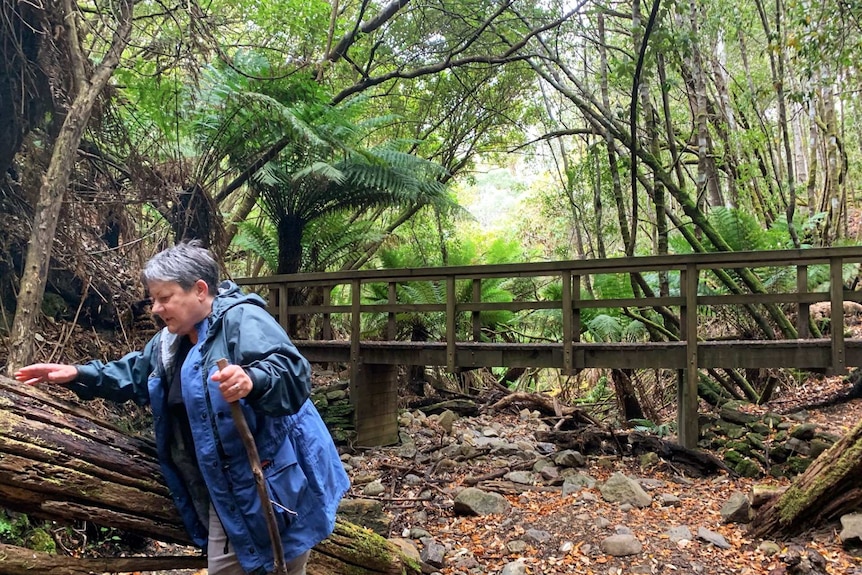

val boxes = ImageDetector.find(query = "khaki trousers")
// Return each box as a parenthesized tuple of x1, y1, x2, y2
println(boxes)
(207, 504, 310, 575)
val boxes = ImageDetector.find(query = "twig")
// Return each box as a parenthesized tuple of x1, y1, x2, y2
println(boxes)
(50, 277, 90, 363)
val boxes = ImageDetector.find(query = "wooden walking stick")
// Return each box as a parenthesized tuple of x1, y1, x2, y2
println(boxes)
(216, 358, 288, 575)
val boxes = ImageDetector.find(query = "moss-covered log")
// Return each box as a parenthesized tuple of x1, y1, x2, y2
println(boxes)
(750, 418, 862, 538)
(0, 377, 420, 574)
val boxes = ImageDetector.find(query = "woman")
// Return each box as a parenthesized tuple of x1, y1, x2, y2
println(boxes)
(15, 241, 349, 575)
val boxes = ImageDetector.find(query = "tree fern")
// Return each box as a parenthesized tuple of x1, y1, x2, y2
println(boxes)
(587, 314, 623, 343)
(232, 219, 279, 274)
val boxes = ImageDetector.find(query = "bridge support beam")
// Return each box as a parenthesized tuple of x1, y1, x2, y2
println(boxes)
(350, 363, 400, 447)
(678, 265, 700, 449)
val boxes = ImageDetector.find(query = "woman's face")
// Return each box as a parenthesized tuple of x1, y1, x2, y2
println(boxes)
(148, 279, 212, 339)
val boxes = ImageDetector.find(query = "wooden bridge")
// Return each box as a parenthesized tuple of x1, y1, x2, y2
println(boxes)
(235, 247, 862, 448)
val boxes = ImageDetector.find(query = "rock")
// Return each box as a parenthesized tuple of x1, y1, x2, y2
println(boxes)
(720, 491, 753, 524)
(362, 479, 386, 496)
(523, 528, 552, 544)
(437, 409, 458, 434)
(599, 472, 653, 508)
(453, 487, 511, 516)
(562, 472, 596, 495)
(504, 470, 537, 485)
(759, 540, 782, 556)
(666, 525, 692, 543)
(337, 498, 392, 537)
(553, 449, 586, 467)
(500, 558, 528, 575)
(600, 534, 643, 556)
(839, 512, 862, 545)
(696, 527, 731, 549)
(419, 537, 447, 568)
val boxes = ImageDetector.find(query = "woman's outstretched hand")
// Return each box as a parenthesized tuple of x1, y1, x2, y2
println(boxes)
(14, 363, 78, 386)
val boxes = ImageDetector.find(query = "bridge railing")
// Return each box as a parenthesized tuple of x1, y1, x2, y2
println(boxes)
(234, 247, 862, 447)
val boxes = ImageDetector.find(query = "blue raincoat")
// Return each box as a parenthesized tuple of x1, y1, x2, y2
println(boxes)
(71, 282, 350, 573)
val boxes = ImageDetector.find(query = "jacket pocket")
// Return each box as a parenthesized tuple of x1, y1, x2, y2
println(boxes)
(264, 442, 310, 531)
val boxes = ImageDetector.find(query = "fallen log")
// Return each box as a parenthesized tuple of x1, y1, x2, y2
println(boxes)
(0, 544, 204, 575)
(749, 418, 862, 538)
(535, 427, 732, 477)
(0, 377, 420, 574)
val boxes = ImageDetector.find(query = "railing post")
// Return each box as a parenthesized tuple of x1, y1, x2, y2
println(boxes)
(796, 265, 809, 338)
(562, 270, 573, 374)
(446, 276, 456, 372)
(678, 265, 699, 449)
(472, 279, 482, 342)
(350, 279, 361, 373)
(276, 284, 289, 333)
(322, 285, 332, 340)
(830, 257, 845, 375)
(573, 274, 581, 344)
(387, 282, 397, 341)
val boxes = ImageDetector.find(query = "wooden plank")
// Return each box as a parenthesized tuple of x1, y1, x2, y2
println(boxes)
(294, 339, 862, 370)
(236, 246, 862, 286)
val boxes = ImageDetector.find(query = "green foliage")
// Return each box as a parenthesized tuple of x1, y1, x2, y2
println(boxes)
(0, 510, 54, 552)
(577, 376, 612, 405)
(0, 514, 13, 540)
(629, 418, 674, 438)
(28, 528, 56, 553)
(232, 219, 280, 274)
(364, 235, 522, 341)
(587, 314, 623, 343)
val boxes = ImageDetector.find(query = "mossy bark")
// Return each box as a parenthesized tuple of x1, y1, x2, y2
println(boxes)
(750, 418, 862, 538)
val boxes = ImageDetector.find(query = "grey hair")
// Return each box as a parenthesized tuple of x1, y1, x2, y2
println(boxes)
(141, 240, 219, 295)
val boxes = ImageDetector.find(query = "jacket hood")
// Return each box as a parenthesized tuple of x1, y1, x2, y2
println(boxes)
(211, 280, 267, 322)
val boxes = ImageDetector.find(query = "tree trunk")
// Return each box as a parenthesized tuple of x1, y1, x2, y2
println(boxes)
(597, 13, 631, 254)
(680, 0, 723, 211)
(750, 418, 862, 538)
(754, 0, 800, 247)
(0, 377, 419, 575)
(5, 0, 135, 376)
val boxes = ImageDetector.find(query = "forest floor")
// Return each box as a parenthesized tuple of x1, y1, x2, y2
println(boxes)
(83, 370, 862, 575)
